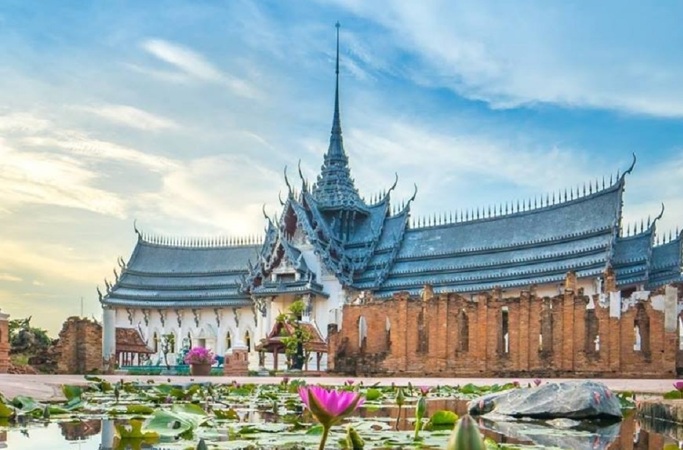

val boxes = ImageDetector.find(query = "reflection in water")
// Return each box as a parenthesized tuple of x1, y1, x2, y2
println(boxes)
(59, 419, 101, 441)
(0, 401, 678, 449)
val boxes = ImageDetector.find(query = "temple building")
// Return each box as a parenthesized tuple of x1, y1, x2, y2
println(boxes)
(99, 26, 683, 372)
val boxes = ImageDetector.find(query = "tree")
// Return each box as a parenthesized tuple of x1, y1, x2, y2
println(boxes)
(277, 299, 312, 370)
(8, 317, 52, 354)
(160, 333, 175, 370)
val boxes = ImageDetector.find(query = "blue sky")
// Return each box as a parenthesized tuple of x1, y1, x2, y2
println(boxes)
(1, 1, 682, 333)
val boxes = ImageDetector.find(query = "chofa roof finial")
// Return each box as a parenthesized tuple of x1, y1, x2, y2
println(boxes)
(625, 153, 637, 176)
(283, 166, 292, 194)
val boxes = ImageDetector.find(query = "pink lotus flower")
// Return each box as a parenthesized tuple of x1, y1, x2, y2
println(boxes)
(674, 381, 683, 392)
(533, 378, 542, 387)
(419, 386, 430, 396)
(299, 386, 364, 450)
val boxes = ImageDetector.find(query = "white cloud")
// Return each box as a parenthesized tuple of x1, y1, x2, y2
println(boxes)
(0, 112, 52, 133)
(0, 140, 127, 218)
(75, 104, 180, 131)
(141, 39, 261, 99)
(0, 111, 177, 217)
(0, 240, 110, 284)
(22, 132, 178, 173)
(333, 1, 683, 117)
(345, 118, 601, 196)
(0, 273, 22, 282)
(134, 153, 282, 235)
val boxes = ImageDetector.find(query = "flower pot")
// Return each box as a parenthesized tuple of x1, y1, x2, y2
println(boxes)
(190, 363, 212, 376)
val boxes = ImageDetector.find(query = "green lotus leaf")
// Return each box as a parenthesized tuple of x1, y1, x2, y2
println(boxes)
(62, 385, 83, 402)
(116, 419, 159, 439)
(214, 408, 239, 420)
(143, 403, 208, 438)
(126, 404, 155, 415)
(365, 388, 382, 401)
(429, 410, 459, 426)
(0, 402, 16, 419)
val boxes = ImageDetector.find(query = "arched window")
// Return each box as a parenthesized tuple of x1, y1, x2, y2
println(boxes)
(585, 309, 599, 355)
(458, 310, 469, 352)
(187, 331, 192, 348)
(539, 303, 553, 354)
(153, 332, 159, 353)
(226, 331, 232, 350)
(245, 330, 251, 352)
(498, 306, 509, 355)
(358, 316, 368, 353)
(385, 317, 391, 351)
(634, 304, 650, 354)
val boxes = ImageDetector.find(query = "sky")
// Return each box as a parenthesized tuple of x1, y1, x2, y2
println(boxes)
(1, 1, 682, 335)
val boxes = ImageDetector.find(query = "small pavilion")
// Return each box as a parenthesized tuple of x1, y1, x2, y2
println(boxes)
(256, 321, 327, 371)
(116, 328, 154, 366)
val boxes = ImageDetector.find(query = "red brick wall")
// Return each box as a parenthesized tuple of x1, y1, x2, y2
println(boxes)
(0, 315, 9, 373)
(329, 283, 680, 378)
(55, 317, 103, 374)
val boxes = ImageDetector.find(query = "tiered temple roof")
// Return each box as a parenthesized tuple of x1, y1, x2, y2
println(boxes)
(101, 236, 258, 308)
(101, 25, 683, 310)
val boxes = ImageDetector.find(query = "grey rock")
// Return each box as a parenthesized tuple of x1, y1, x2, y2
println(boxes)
(480, 416, 621, 450)
(467, 380, 622, 420)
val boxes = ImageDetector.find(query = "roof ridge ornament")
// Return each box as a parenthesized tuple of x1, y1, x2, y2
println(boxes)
(297, 159, 308, 191)
(652, 203, 665, 229)
(283, 166, 292, 195)
(133, 219, 141, 240)
(625, 153, 637, 176)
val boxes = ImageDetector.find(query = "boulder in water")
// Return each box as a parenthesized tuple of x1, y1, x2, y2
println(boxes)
(467, 380, 622, 420)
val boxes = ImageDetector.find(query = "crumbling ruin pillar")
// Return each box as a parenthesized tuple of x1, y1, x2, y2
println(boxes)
(0, 310, 9, 373)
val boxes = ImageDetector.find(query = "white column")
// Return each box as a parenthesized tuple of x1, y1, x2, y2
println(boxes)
(102, 307, 116, 369)
(100, 418, 115, 449)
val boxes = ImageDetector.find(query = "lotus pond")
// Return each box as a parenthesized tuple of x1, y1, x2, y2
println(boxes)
(0, 377, 679, 449)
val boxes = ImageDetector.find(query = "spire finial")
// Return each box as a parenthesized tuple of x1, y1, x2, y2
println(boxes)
(336, 21, 340, 75)
(332, 21, 342, 137)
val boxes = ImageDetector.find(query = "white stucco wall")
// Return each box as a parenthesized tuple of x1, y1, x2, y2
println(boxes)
(112, 306, 256, 366)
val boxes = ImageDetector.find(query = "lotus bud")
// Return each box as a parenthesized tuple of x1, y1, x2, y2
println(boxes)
(42, 406, 50, 420)
(416, 395, 427, 419)
(446, 414, 486, 450)
(414, 395, 427, 440)
(196, 438, 208, 450)
(114, 385, 120, 404)
(346, 426, 365, 449)
(396, 388, 405, 407)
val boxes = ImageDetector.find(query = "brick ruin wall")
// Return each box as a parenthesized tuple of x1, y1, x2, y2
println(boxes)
(0, 314, 9, 373)
(328, 278, 683, 378)
(55, 317, 103, 374)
